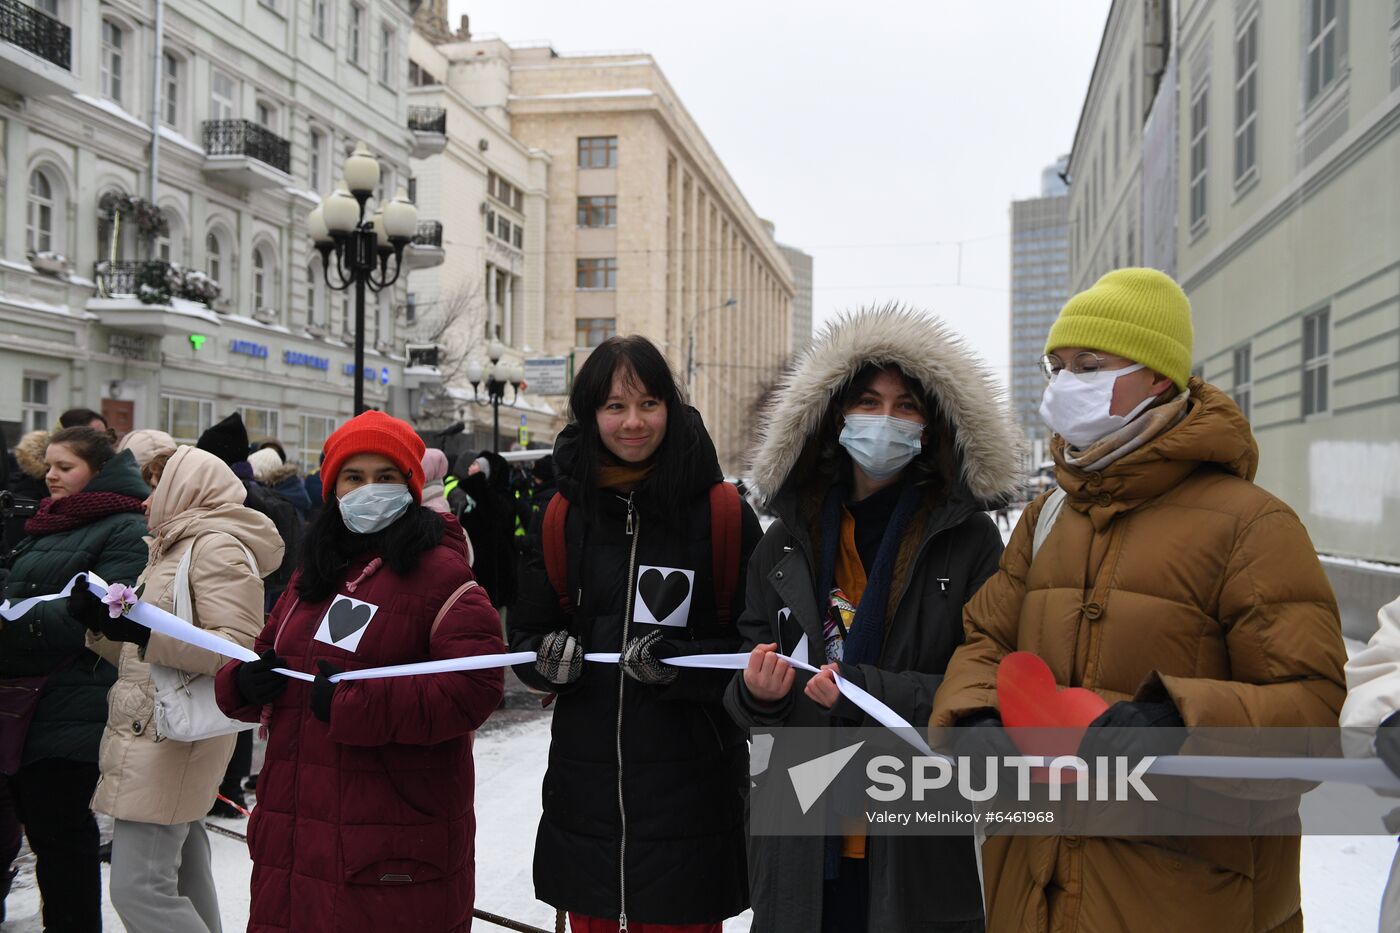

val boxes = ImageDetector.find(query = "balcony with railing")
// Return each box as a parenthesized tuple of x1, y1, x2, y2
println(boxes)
(406, 220, 444, 269)
(0, 0, 76, 97)
(88, 260, 220, 336)
(201, 119, 293, 189)
(408, 106, 447, 158)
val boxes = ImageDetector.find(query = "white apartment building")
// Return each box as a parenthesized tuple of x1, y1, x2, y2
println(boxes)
(406, 16, 562, 451)
(0, 0, 435, 465)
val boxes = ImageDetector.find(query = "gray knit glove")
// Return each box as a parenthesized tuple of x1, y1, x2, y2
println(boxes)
(620, 630, 679, 686)
(534, 630, 585, 685)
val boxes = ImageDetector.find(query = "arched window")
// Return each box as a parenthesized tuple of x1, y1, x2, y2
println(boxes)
(206, 231, 223, 285)
(155, 209, 183, 263)
(26, 170, 55, 253)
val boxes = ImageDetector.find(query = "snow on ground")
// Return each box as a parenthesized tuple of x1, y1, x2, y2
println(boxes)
(2, 713, 1391, 931)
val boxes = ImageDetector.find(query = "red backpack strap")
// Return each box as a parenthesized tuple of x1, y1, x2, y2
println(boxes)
(709, 482, 743, 625)
(541, 493, 574, 614)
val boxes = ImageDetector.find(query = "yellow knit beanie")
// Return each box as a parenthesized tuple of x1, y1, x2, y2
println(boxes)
(1044, 267, 1194, 390)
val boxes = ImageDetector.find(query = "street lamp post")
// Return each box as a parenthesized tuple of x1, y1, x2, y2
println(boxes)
(465, 339, 524, 454)
(686, 297, 737, 397)
(306, 142, 419, 415)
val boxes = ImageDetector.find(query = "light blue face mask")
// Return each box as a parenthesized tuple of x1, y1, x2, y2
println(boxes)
(338, 483, 414, 534)
(838, 414, 925, 481)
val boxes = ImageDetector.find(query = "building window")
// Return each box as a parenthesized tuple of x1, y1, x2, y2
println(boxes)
(162, 52, 180, 128)
(1234, 11, 1258, 183)
(1113, 90, 1122, 174)
(101, 20, 124, 105)
(239, 406, 280, 442)
(1128, 49, 1137, 125)
(348, 3, 365, 67)
(161, 395, 214, 444)
(513, 226, 522, 249)
(497, 218, 512, 245)
(206, 231, 224, 286)
(1305, 0, 1340, 105)
(575, 317, 616, 348)
(22, 376, 51, 432)
(379, 25, 394, 84)
(1302, 308, 1330, 416)
(306, 260, 321, 326)
(577, 136, 618, 169)
(578, 195, 617, 227)
(255, 100, 277, 132)
(26, 169, 55, 254)
(576, 258, 617, 290)
(1189, 83, 1209, 230)
(253, 248, 269, 311)
(211, 70, 237, 121)
(405, 292, 416, 325)
(1232, 343, 1252, 420)
(34, 0, 58, 15)
(312, 0, 330, 41)
(407, 176, 417, 202)
(300, 414, 338, 470)
(488, 171, 523, 209)
(309, 129, 324, 191)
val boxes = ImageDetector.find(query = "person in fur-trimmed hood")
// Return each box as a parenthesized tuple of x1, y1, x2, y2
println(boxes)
(723, 305, 1023, 933)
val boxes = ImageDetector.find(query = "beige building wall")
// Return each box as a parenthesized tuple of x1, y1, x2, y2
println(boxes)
(1174, 0, 1400, 564)
(426, 43, 795, 473)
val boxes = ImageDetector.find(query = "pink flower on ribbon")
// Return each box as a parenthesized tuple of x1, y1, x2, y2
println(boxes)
(100, 583, 138, 619)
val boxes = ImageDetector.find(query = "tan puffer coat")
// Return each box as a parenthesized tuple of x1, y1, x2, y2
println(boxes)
(931, 380, 1346, 933)
(90, 446, 283, 825)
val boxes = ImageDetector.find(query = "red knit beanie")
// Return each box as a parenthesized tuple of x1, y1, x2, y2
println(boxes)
(321, 411, 426, 502)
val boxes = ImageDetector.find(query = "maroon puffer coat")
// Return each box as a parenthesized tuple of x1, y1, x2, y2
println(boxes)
(215, 525, 505, 933)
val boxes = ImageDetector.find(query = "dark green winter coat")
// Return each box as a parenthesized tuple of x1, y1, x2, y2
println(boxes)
(1, 450, 149, 765)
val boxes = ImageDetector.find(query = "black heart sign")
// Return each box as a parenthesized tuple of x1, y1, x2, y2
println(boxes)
(638, 568, 691, 624)
(328, 599, 373, 643)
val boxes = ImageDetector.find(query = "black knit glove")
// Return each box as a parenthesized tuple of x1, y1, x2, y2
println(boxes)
(534, 631, 585, 686)
(236, 649, 290, 706)
(98, 613, 150, 647)
(1377, 710, 1400, 779)
(1077, 700, 1187, 767)
(310, 660, 342, 723)
(954, 710, 1022, 787)
(66, 577, 109, 635)
(620, 630, 679, 686)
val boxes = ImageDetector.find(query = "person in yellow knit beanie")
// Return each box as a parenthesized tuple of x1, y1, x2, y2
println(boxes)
(933, 266, 1347, 932)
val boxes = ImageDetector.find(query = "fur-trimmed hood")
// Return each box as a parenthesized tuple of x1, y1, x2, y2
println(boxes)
(14, 430, 50, 480)
(748, 305, 1025, 508)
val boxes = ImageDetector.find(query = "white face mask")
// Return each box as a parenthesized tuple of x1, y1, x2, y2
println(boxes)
(338, 483, 413, 534)
(838, 414, 925, 481)
(1039, 363, 1157, 448)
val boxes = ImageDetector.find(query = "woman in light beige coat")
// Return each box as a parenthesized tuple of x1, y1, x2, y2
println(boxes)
(88, 446, 282, 933)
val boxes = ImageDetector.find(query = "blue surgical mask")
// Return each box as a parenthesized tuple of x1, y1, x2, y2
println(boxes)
(838, 414, 925, 481)
(338, 483, 413, 534)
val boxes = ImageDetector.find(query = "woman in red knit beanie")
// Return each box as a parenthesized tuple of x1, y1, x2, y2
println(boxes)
(215, 410, 505, 933)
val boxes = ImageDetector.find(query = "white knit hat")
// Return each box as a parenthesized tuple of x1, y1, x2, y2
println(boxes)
(248, 447, 283, 483)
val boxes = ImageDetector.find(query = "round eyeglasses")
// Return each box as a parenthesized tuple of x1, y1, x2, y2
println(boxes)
(1038, 352, 1125, 381)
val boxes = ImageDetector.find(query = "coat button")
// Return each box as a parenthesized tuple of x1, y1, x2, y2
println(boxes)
(131, 720, 143, 735)
(774, 571, 783, 580)
(1086, 474, 1102, 488)
(1094, 493, 1112, 507)
(1082, 602, 1103, 621)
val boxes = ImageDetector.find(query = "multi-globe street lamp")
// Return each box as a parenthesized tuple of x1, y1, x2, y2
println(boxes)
(305, 142, 419, 415)
(464, 338, 524, 454)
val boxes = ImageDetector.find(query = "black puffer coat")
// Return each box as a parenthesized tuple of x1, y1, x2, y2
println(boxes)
(723, 306, 1026, 933)
(509, 407, 761, 925)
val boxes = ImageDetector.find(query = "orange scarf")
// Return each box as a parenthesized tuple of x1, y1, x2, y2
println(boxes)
(595, 462, 655, 490)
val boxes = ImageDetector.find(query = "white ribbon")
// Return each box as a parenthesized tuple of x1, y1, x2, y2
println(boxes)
(6, 573, 1398, 789)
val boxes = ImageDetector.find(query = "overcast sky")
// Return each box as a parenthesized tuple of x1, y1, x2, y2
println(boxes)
(450, 0, 1112, 386)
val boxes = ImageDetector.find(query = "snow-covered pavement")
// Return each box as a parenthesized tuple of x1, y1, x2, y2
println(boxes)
(0, 713, 1392, 931)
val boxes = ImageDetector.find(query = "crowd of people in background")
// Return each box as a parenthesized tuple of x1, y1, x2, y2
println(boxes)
(0, 269, 1397, 932)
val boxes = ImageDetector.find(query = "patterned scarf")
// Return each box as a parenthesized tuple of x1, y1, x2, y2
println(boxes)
(24, 491, 146, 536)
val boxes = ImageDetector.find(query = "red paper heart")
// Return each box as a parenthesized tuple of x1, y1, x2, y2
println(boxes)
(997, 652, 1108, 777)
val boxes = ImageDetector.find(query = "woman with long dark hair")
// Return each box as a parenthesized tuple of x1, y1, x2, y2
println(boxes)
(509, 335, 762, 933)
(724, 307, 1024, 932)
(1, 427, 149, 931)
(215, 411, 505, 933)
